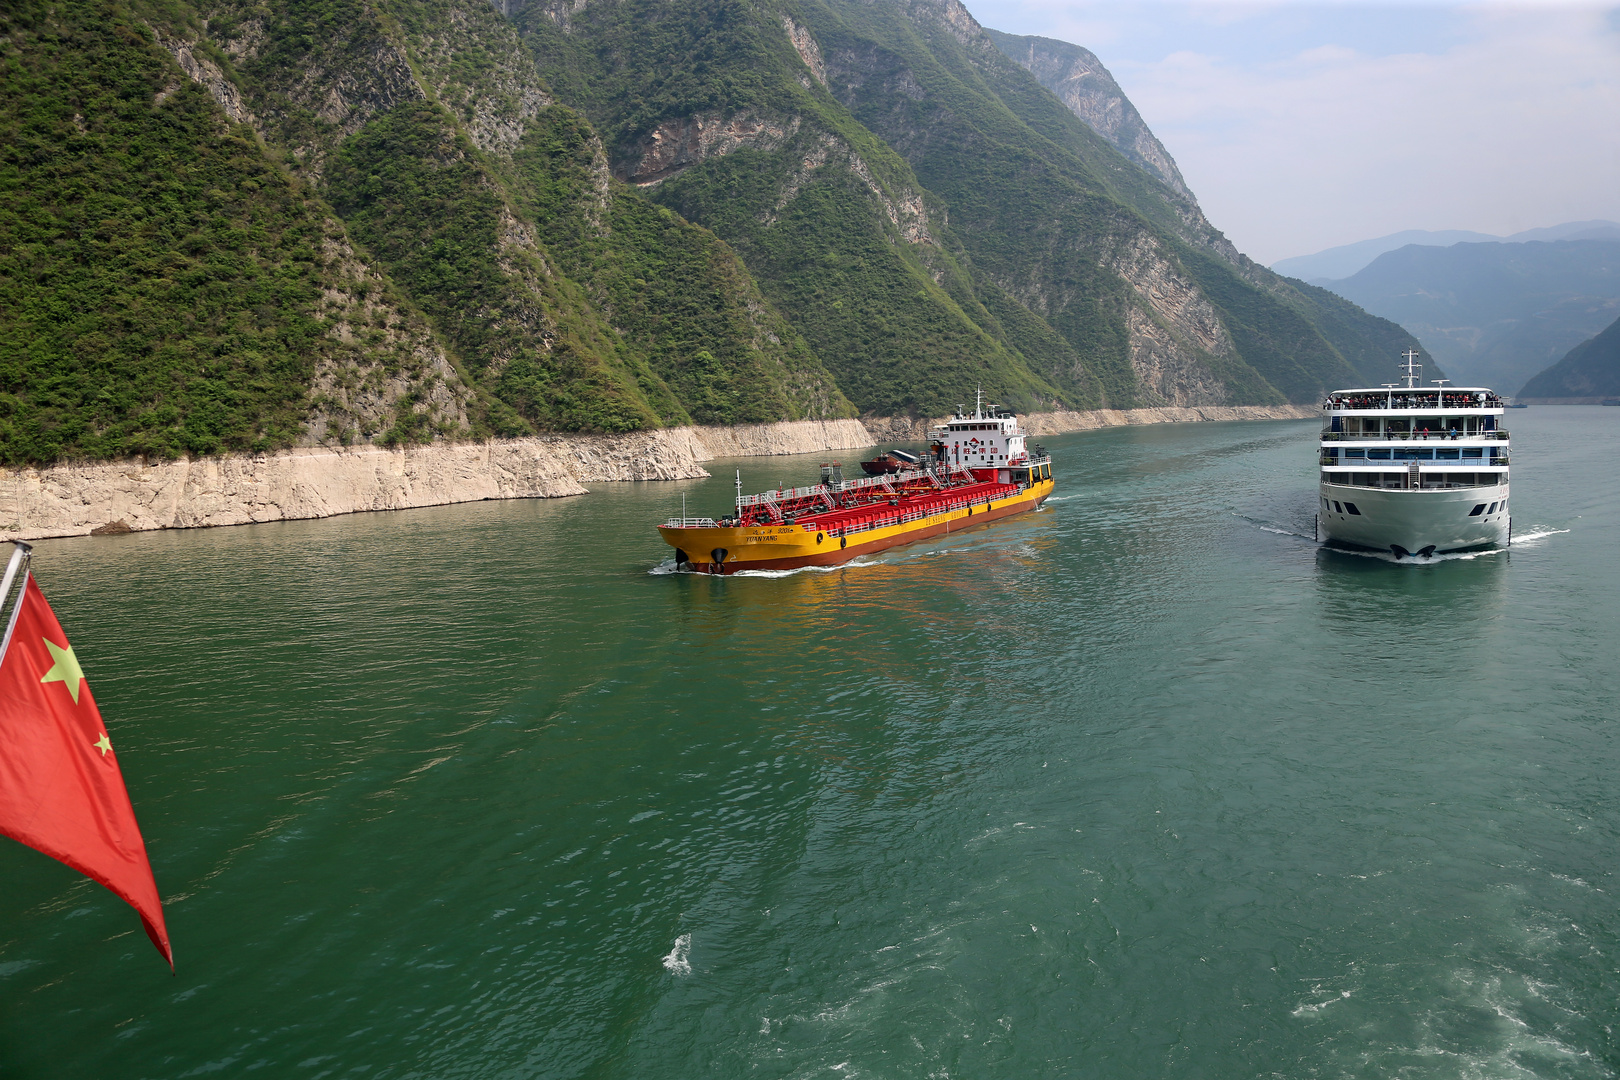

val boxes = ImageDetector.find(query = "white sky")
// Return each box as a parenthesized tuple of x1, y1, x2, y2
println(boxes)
(964, 0, 1620, 264)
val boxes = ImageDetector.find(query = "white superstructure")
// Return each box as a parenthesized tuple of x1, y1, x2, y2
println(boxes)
(1318, 351, 1510, 558)
(928, 390, 1038, 483)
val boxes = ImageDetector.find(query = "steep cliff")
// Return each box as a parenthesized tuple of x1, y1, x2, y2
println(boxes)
(510, 0, 1421, 413)
(985, 24, 1428, 392)
(509, 0, 1073, 417)
(0, 0, 473, 465)
(985, 31, 1194, 205)
(2, 0, 1418, 470)
(0, 0, 854, 466)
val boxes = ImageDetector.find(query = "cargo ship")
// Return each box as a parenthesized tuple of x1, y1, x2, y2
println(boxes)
(658, 398, 1054, 574)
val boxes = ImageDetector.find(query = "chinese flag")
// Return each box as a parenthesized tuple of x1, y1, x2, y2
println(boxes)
(0, 575, 172, 968)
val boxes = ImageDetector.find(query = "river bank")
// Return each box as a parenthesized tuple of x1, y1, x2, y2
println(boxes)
(0, 406, 1316, 541)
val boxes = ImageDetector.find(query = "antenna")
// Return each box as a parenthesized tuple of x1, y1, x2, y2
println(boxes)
(735, 469, 742, 513)
(1400, 348, 1422, 388)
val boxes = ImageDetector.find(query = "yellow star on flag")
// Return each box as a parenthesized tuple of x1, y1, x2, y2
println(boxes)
(93, 732, 112, 757)
(40, 637, 86, 704)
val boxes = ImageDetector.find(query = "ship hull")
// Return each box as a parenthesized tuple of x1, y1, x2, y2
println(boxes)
(1319, 481, 1510, 555)
(659, 479, 1052, 574)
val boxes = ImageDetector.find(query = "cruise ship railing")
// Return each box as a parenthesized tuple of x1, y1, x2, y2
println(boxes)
(1323, 397, 1504, 410)
(1320, 480, 1505, 490)
(1319, 431, 1508, 442)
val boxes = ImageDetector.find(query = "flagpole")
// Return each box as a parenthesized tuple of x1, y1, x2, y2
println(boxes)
(0, 541, 31, 664)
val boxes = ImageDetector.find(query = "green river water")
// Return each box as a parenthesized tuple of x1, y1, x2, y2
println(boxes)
(1, 408, 1616, 1079)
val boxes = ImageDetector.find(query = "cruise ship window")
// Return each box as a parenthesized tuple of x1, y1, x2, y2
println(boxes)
(1469, 504, 1486, 516)
(1344, 502, 1361, 515)
(1487, 502, 1498, 514)
(1332, 501, 1342, 513)
(1462, 447, 1483, 459)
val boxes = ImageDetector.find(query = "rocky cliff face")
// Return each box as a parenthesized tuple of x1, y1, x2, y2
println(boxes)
(166, 0, 853, 435)
(987, 31, 1192, 203)
(2, 0, 1417, 473)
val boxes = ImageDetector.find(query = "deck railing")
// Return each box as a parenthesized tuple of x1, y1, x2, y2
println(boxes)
(1323, 397, 1504, 411)
(1321, 480, 1504, 491)
(1319, 430, 1508, 442)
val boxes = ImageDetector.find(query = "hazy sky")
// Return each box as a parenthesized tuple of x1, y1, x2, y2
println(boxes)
(965, 0, 1620, 265)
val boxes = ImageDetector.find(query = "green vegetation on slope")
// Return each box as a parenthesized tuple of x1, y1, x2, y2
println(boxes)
(2, 0, 1430, 466)
(650, 145, 1057, 416)
(232, 0, 853, 430)
(0, 2, 336, 463)
(512, 0, 1071, 417)
(326, 99, 671, 434)
(511, 106, 853, 424)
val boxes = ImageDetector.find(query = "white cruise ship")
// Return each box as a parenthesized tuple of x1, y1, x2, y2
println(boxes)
(1318, 351, 1511, 558)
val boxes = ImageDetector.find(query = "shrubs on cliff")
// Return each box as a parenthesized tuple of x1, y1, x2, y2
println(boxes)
(0, 3, 332, 464)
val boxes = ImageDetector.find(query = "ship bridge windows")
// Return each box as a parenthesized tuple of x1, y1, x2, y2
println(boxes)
(1462, 447, 1483, 459)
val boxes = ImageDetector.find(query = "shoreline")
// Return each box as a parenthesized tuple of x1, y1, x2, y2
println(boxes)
(1, 406, 1315, 542)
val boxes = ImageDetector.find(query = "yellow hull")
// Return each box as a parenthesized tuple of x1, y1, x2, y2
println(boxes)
(659, 478, 1054, 574)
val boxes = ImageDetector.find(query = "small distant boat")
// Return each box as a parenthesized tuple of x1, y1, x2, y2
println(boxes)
(859, 449, 920, 475)
(1507, 402, 1529, 409)
(1602, 399, 1620, 406)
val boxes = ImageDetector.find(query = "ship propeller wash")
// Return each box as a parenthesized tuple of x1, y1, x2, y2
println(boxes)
(659, 396, 1055, 574)
(1318, 350, 1511, 558)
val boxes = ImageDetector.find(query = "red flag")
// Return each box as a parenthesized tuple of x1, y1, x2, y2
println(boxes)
(0, 574, 172, 968)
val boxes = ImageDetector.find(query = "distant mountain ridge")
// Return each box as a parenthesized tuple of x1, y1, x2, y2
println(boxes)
(1519, 314, 1620, 400)
(1316, 239, 1620, 394)
(1274, 221, 1620, 283)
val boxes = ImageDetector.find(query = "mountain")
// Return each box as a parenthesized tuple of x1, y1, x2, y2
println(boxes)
(1518, 315, 1620, 400)
(1316, 240, 1620, 392)
(983, 29, 1192, 204)
(520, 2, 1422, 407)
(981, 27, 1422, 391)
(0, 0, 853, 465)
(1273, 221, 1620, 283)
(1, 0, 1422, 467)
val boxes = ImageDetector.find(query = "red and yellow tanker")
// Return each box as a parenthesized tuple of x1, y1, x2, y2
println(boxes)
(657, 402, 1054, 574)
